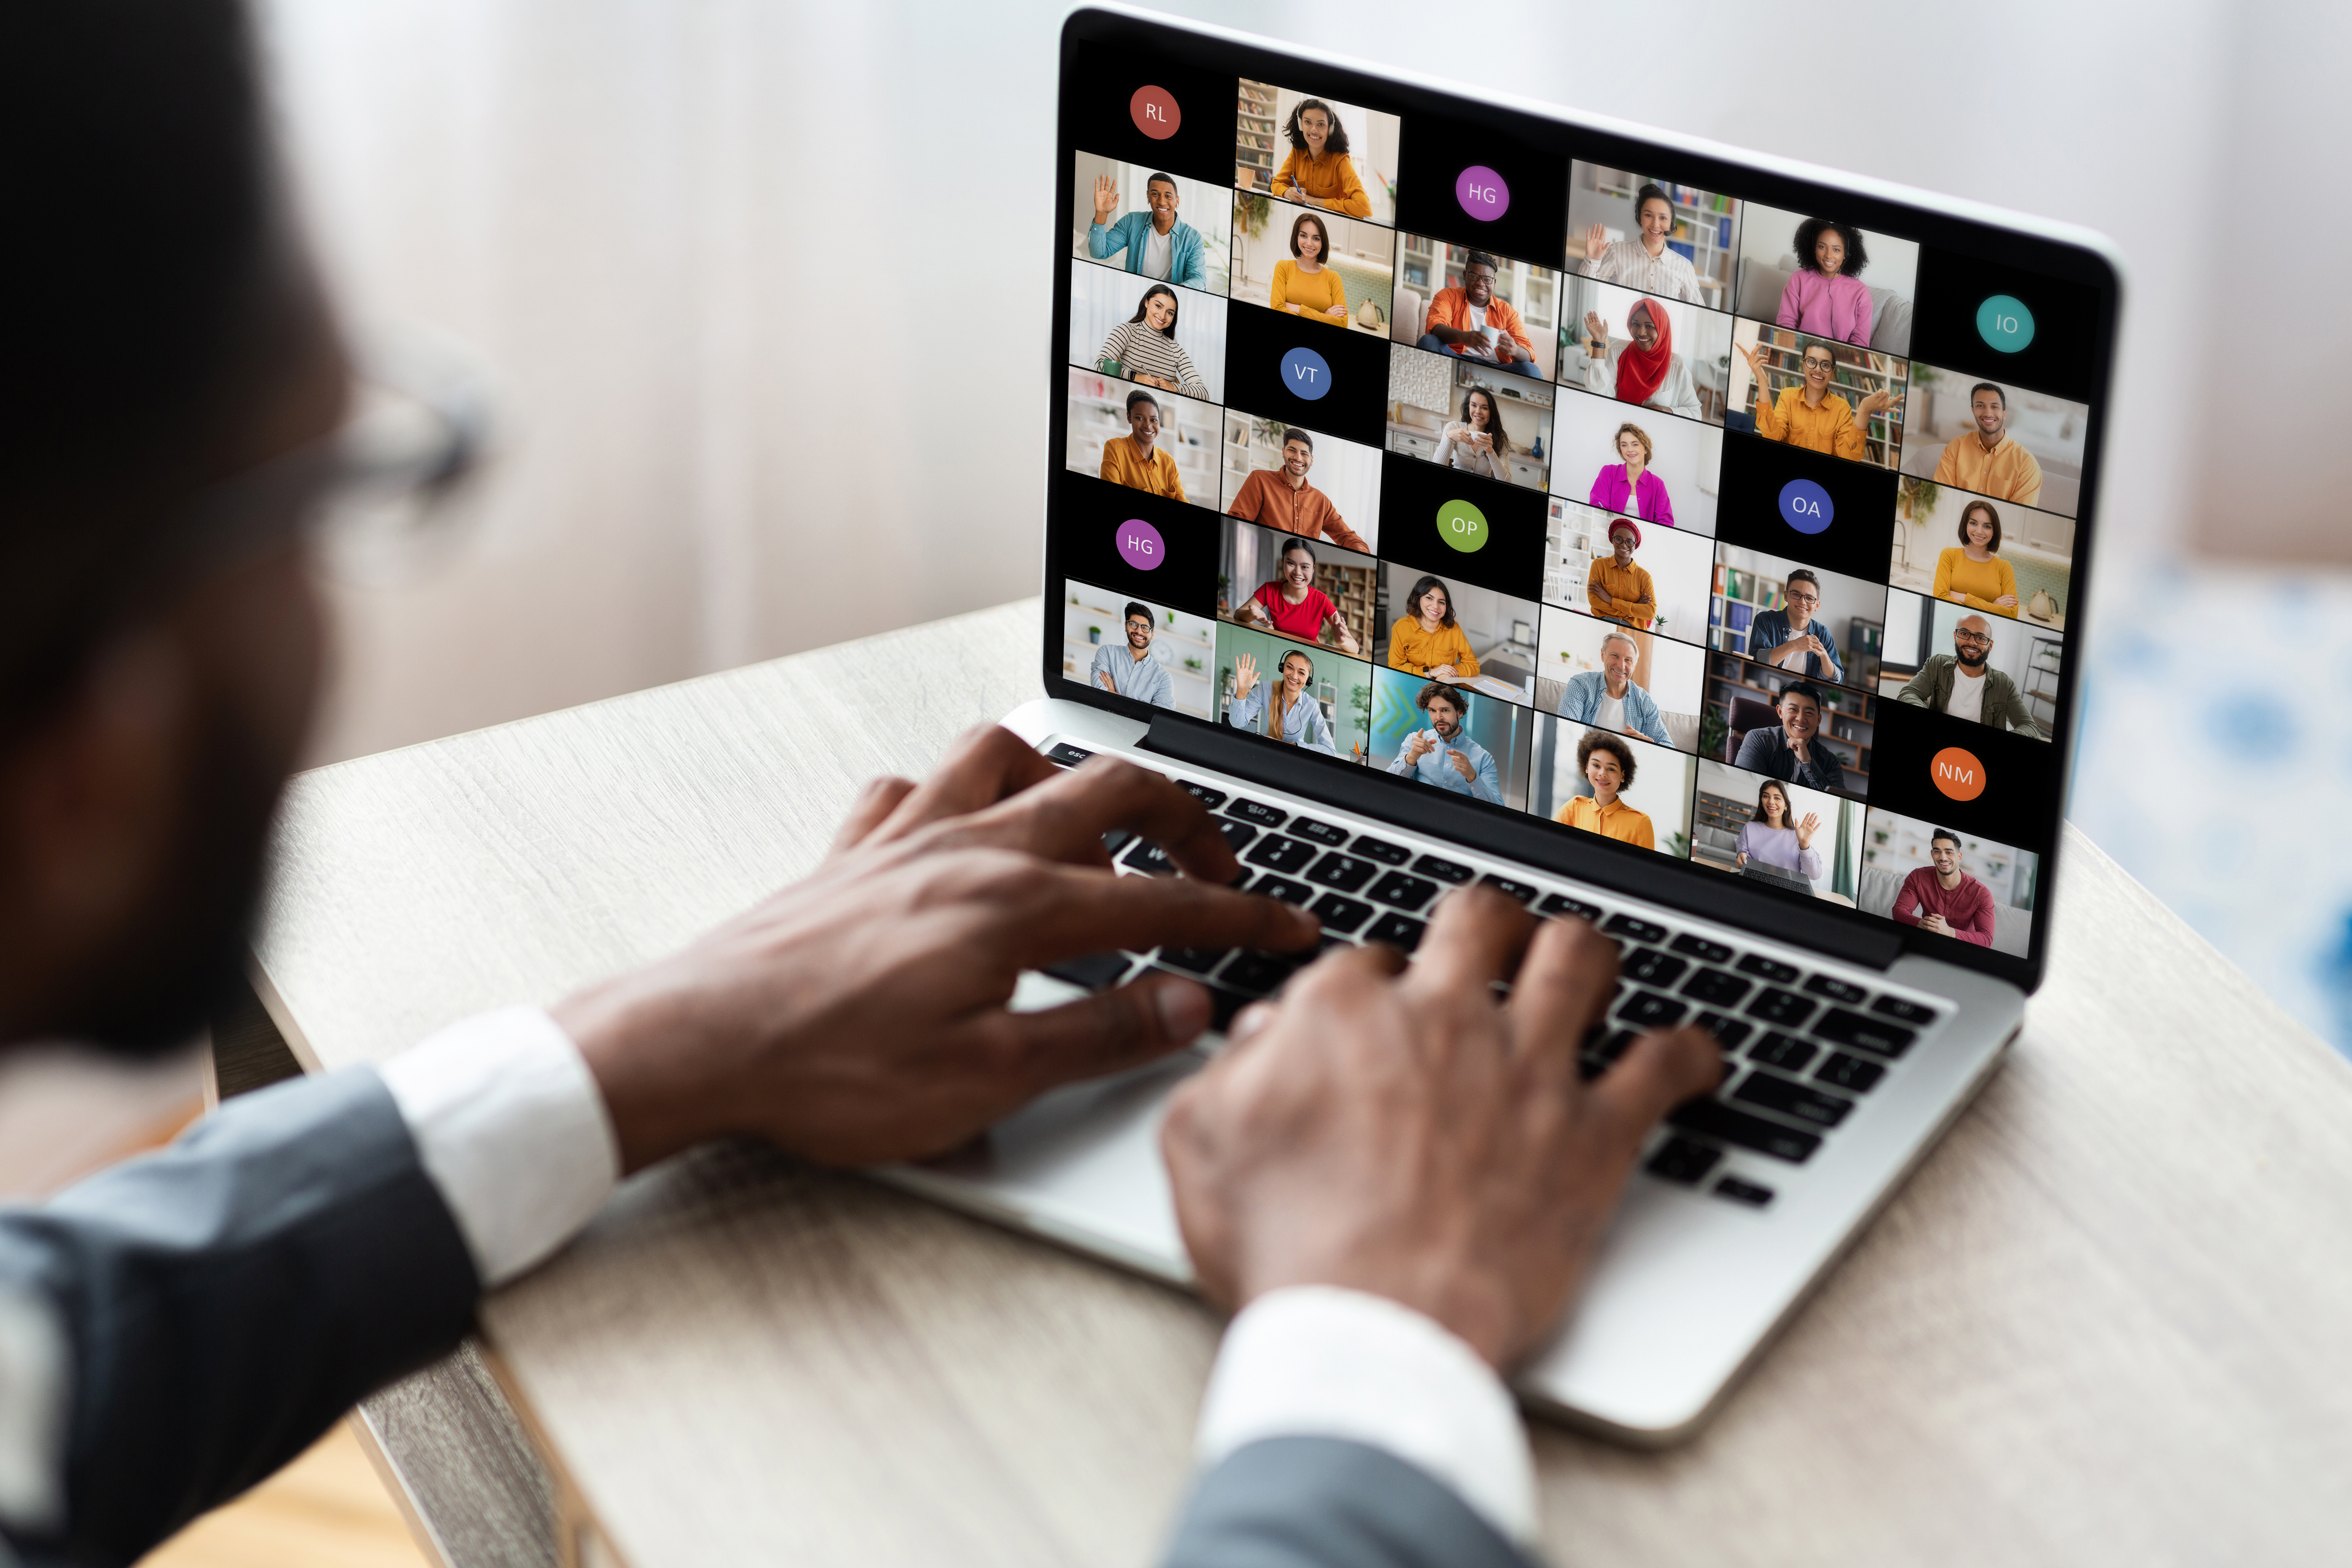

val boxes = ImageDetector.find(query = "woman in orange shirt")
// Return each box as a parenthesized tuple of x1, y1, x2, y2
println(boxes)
(1270, 212, 1351, 326)
(1555, 730, 1656, 850)
(1270, 97, 1372, 217)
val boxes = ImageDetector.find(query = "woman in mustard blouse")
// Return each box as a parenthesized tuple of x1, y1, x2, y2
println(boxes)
(1270, 97, 1372, 217)
(1931, 499, 2021, 617)
(1388, 572, 1480, 680)
(1271, 212, 1351, 326)
(1555, 731, 1655, 850)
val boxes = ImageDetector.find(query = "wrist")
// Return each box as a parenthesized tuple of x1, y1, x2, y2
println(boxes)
(554, 967, 728, 1175)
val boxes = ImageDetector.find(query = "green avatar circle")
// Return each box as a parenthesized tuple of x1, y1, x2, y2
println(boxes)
(1437, 498, 1489, 552)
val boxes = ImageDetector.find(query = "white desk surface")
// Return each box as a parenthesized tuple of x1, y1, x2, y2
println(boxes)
(254, 597, 2352, 1568)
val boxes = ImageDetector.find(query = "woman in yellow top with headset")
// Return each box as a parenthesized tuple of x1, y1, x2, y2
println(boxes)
(1270, 211, 1352, 326)
(1931, 498, 2022, 617)
(1269, 97, 1372, 216)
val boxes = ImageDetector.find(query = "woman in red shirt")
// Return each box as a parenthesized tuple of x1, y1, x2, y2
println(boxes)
(1237, 538, 1361, 655)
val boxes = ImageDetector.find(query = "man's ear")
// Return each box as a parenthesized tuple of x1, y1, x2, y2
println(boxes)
(0, 628, 194, 973)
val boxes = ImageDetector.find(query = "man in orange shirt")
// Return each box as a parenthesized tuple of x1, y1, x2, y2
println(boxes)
(1585, 518, 1657, 628)
(1099, 388, 1187, 501)
(1413, 252, 1540, 378)
(1739, 338, 1895, 462)
(1225, 428, 1369, 552)
(1931, 381, 2045, 507)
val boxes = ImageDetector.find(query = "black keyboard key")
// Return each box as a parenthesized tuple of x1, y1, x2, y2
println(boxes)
(1619, 990, 1688, 1030)
(1042, 951, 1132, 989)
(1624, 948, 1688, 987)
(1479, 875, 1539, 903)
(1045, 743, 1094, 767)
(1645, 1138, 1722, 1185)
(1101, 828, 1135, 856)
(1747, 988, 1816, 1027)
(1158, 946, 1230, 976)
(1671, 933, 1734, 964)
(1749, 1032, 1817, 1072)
(1411, 853, 1474, 885)
(1872, 994, 1938, 1026)
(1225, 798, 1289, 830)
(1121, 839, 1174, 876)
(1804, 973, 1869, 1005)
(1244, 834, 1317, 874)
(1737, 953, 1800, 984)
(1713, 1176, 1775, 1208)
(1367, 871, 1439, 909)
(1350, 835, 1410, 866)
(1693, 1012, 1753, 1050)
(1252, 875, 1315, 906)
(1363, 912, 1426, 953)
(1220, 821, 1259, 853)
(1735, 1072, 1855, 1129)
(1290, 817, 1349, 847)
(1815, 1008, 1918, 1058)
(1605, 914, 1668, 944)
(1668, 1100, 1822, 1164)
(1221, 950, 1307, 995)
(1305, 854, 1376, 893)
(1681, 968, 1750, 1006)
(1817, 1052, 1886, 1093)
(1311, 892, 1374, 934)
(1176, 780, 1227, 809)
(1539, 892, 1603, 921)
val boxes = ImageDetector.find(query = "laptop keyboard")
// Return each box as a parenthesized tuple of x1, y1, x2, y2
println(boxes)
(1036, 739, 1949, 1212)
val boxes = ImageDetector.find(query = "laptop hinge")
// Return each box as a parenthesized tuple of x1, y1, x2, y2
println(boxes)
(1137, 717, 1903, 971)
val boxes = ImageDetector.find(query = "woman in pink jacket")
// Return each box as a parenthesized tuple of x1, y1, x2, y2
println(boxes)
(1585, 421, 1675, 526)
(1775, 217, 1874, 346)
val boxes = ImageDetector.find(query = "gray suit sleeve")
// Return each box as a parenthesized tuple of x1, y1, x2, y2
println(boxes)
(1161, 1437, 1538, 1568)
(0, 1068, 480, 1566)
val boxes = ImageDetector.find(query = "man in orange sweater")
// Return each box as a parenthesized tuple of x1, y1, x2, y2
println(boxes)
(1413, 252, 1541, 378)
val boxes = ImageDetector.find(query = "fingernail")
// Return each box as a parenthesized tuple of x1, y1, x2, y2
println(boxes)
(1156, 980, 1212, 1041)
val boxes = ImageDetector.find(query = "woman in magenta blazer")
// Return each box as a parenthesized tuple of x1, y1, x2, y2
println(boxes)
(1586, 421, 1675, 526)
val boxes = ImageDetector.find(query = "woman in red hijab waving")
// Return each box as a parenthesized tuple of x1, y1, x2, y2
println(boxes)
(1579, 296, 1701, 419)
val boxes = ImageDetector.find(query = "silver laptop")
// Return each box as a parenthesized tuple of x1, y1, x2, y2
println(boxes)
(884, 5, 2118, 1443)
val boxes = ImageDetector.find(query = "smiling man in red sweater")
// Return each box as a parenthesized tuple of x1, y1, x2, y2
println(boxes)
(1891, 827, 1997, 945)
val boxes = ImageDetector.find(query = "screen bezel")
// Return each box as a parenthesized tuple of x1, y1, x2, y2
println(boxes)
(1045, 4, 2123, 996)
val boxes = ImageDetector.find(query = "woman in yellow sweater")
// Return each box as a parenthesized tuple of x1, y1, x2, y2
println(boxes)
(1270, 212, 1351, 326)
(1388, 572, 1480, 680)
(1270, 97, 1372, 216)
(1555, 731, 1655, 850)
(1931, 499, 2020, 617)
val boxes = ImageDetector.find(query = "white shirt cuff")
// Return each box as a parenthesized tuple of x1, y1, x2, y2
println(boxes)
(377, 1007, 619, 1288)
(1195, 1285, 1537, 1547)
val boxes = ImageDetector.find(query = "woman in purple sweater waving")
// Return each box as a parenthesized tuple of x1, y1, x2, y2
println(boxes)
(1775, 217, 1875, 347)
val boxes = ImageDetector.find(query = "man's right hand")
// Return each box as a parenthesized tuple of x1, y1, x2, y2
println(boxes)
(1163, 891, 1719, 1368)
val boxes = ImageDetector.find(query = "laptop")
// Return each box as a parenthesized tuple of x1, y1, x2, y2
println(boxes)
(884, 4, 2119, 1443)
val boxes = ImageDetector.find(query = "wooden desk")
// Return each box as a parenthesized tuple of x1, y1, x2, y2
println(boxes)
(250, 598, 2352, 1568)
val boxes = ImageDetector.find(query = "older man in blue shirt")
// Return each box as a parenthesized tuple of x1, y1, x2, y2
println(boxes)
(1089, 171, 1210, 292)
(1387, 682, 1502, 804)
(1557, 628, 1671, 746)
(1746, 568, 1844, 684)
(1088, 600, 1175, 706)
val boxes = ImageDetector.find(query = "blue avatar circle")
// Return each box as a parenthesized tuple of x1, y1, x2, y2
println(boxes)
(1280, 345, 1333, 401)
(1975, 294, 2036, 353)
(1777, 478, 1834, 535)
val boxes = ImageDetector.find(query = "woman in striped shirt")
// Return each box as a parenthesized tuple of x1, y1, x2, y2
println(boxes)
(1096, 284, 1211, 400)
(1579, 181, 1704, 304)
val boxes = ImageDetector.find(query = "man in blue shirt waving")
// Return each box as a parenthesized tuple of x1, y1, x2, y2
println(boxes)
(1090, 171, 1210, 292)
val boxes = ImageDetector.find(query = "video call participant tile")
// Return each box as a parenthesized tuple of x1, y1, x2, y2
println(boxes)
(1895, 367, 2091, 521)
(1731, 204, 1922, 358)
(1070, 154, 1235, 298)
(1528, 718, 1695, 858)
(1536, 607, 1707, 754)
(1881, 589, 2058, 744)
(1212, 620, 1374, 764)
(1702, 657, 1873, 805)
(1391, 236, 1559, 381)
(1232, 197, 1396, 340)
(1223, 299, 1390, 446)
(1385, 342, 1553, 492)
(1714, 430, 1898, 585)
(1065, 44, 1233, 185)
(1550, 390, 1721, 537)
(1544, 502, 1713, 644)
(1888, 486, 2074, 616)
(1065, 365, 1221, 512)
(1062, 580, 1219, 722)
(1710, 543, 1889, 693)
(1559, 282, 1734, 427)
(1376, 452, 1545, 600)
(1725, 320, 1909, 470)
(1857, 808, 2042, 957)
(1565, 165, 1743, 309)
(1376, 558, 1541, 709)
(1392, 109, 1566, 264)
(1236, 81, 1401, 226)
(1221, 409, 1384, 555)
(1690, 758, 1864, 901)
(1219, 516, 1377, 662)
(1368, 664, 1535, 812)
(1909, 247, 2103, 403)
(1867, 699, 2059, 848)
(1067, 259, 1229, 404)
(1052, 469, 1217, 610)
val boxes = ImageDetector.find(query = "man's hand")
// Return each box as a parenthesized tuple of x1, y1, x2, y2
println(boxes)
(1092, 174, 1119, 226)
(1919, 913, 1953, 937)
(1446, 747, 1476, 784)
(555, 727, 1320, 1173)
(1164, 892, 1719, 1367)
(1401, 730, 1437, 764)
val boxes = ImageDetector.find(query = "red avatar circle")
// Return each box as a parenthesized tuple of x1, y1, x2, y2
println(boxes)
(1130, 85, 1180, 140)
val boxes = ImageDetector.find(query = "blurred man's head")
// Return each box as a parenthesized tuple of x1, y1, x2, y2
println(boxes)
(0, 1, 343, 1051)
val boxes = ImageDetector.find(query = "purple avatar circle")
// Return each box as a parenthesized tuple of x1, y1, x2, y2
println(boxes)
(1455, 165, 1510, 221)
(1116, 517, 1165, 570)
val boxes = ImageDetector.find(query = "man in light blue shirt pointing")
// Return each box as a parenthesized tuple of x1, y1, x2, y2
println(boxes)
(1387, 682, 1502, 804)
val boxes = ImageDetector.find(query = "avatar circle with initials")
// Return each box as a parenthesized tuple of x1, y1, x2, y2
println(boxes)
(1116, 518, 1165, 571)
(1777, 478, 1834, 536)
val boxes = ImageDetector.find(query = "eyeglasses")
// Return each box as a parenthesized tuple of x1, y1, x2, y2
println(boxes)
(1124, 620, 1154, 632)
(1801, 356, 1836, 371)
(1954, 630, 1994, 645)
(1784, 593, 1820, 607)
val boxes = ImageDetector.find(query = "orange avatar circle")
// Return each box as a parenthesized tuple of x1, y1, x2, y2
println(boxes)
(1129, 85, 1180, 140)
(1930, 746, 1987, 802)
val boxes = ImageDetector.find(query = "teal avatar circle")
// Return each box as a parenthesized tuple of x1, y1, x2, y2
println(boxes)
(1976, 294, 2035, 353)
(1437, 498, 1489, 552)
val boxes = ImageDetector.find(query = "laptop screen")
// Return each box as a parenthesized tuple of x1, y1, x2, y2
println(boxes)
(1047, 9, 2116, 987)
